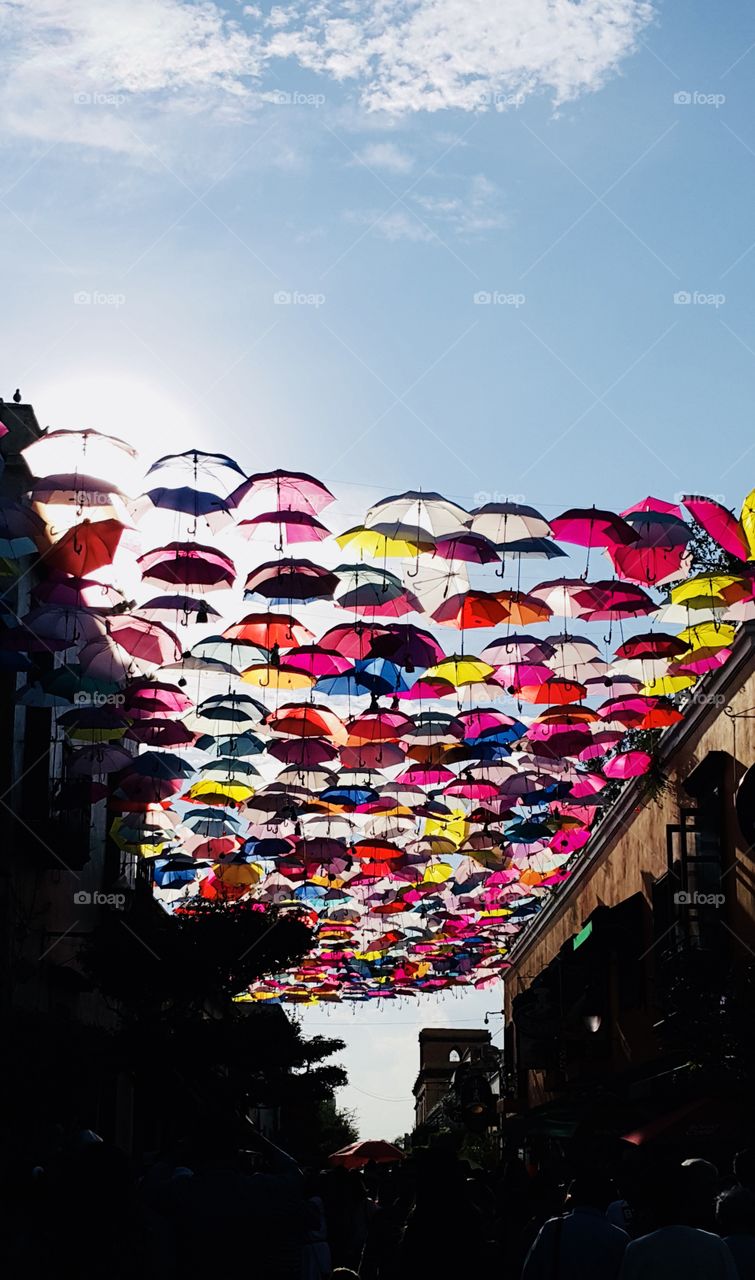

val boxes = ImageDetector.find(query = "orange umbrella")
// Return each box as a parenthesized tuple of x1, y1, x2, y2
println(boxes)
(516, 677, 587, 705)
(432, 590, 511, 628)
(496, 590, 552, 625)
(224, 612, 313, 648)
(268, 703, 345, 739)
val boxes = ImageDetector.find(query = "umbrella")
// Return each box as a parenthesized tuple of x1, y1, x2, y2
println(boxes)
(366, 491, 468, 539)
(329, 1139, 405, 1168)
(229, 469, 335, 517)
(551, 507, 638, 548)
(682, 495, 749, 561)
(237, 509, 330, 546)
(138, 542, 236, 590)
(45, 518, 126, 575)
(469, 501, 551, 543)
(335, 524, 430, 558)
(225, 613, 313, 649)
(245, 559, 338, 602)
(147, 450, 245, 494)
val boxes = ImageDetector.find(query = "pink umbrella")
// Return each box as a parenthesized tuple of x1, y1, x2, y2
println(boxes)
(237, 509, 330, 545)
(603, 751, 652, 779)
(396, 763, 455, 785)
(340, 743, 406, 769)
(283, 646, 351, 678)
(318, 623, 389, 660)
(682, 495, 749, 561)
(122, 681, 194, 719)
(138, 542, 236, 589)
(229, 469, 335, 517)
(530, 579, 601, 619)
(551, 507, 638, 548)
(106, 616, 182, 666)
(395, 677, 456, 701)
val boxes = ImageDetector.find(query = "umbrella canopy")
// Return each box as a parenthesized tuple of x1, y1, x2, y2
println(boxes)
(329, 1140, 404, 1169)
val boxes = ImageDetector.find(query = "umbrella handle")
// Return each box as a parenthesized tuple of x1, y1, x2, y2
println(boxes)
(405, 558, 420, 579)
(495, 555, 506, 579)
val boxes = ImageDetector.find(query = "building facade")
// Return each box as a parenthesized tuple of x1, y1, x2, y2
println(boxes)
(503, 621, 755, 1155)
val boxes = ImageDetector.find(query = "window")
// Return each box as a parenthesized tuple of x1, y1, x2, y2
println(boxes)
(449, 1048, 461, 1063)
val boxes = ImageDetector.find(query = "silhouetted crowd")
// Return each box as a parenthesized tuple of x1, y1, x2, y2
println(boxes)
(2, 1123, 755, 1278)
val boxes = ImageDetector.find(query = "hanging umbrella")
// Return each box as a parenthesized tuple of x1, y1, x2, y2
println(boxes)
(335, 525, 430, 558)
(499, 538, 566, 561)
(45, 518, 127, 576)
(365, 491, 468, 539)
(433, 532, 499, 565)
(147, 450, 245, 495)
(139, 595, 221, 626)
(106, 615, 182, 665)
(138, 542, 236, 590)
(23, 429, 138, 484)
(425, 655, 494, 687)
(224, 613, 313, 649)
(32, 573, 126, 611)
(550, 507, 638, 548)
(237, 510, 330, 546)
(490, 591, 551, 625)
(682, 495, 749, 561)
(245, 559, 338, 602)
(432, 590, 511, 629)
(229, 469, 335, 517)
(469, 501, 551, 543)
(670, 573, 750, 610)
(139, 486, 231, 529)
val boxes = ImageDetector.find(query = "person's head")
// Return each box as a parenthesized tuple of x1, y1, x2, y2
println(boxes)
(567, 1173, 615, 1213)
(735, 1149, 755, 1190)
(681, 1158, 719, 1226)
(716, 1187, 755, 1237)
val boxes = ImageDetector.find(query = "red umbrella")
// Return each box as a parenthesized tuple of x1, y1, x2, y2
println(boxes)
(46, 518, 126, 576)
(224, 613, 313, 648)
(432, 590, 511, 629)
(329, 1140, 404, 1169)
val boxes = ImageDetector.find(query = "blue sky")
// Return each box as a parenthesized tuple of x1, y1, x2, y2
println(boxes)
(3, 0, 755, 1135)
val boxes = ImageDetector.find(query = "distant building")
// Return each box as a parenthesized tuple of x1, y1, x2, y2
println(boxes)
(413, 1027, 491, 1129)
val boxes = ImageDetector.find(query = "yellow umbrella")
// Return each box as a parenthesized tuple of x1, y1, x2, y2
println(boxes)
(671, 574, 750, 609)
(241, 663, 314, 691)
(213, 859, 263, 887)
(642, 673, 696, 696)
(423, 809, 468, 848)
(335, 525, 430, 558)
(423, 862, 453, 883)
(425, 654, 494, 685)
(676, 621, 736, 656)
(187, 779, 255, 803)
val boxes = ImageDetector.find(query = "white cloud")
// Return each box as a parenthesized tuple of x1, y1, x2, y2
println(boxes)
(345, 207, 435, 242)
(268, 0, 654, 114)
(0, 0, 263, 154)
(344, 171, 506, 242)
(355, 140, 414, 174)
(0, 0, 653, 156)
